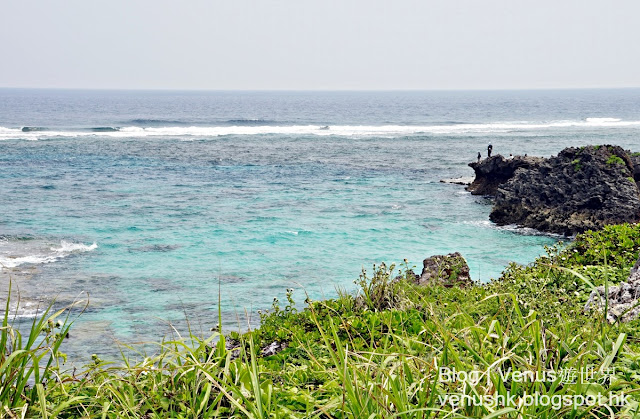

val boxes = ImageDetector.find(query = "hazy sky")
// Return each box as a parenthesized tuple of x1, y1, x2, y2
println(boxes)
(1, 0, 639, 90)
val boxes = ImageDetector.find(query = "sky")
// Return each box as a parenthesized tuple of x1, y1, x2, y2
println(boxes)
(1, 0, 639, 90)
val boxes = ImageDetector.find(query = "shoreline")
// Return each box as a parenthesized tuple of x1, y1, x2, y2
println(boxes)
(2, 223, 640, 416)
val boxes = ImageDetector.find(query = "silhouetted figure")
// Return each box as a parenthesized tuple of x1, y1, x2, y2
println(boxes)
(487, 144, 493, 158)
(477, 152, 481, 162)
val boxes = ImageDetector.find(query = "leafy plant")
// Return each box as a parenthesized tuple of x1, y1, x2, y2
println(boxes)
(1, 283, 87, 417)
(607, 155, 625, 166)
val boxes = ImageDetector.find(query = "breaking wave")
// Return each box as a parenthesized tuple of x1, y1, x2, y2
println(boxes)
(91, 127, 119, 132)
(0, 240, 98, 269)
(465, 220, 567, 238)
(51, 240, 98, 253)
(0, 117, 638, 140)
(21, 126, 48, 132)
(225, 119, 279, 125)
(128, 118, 187, 125)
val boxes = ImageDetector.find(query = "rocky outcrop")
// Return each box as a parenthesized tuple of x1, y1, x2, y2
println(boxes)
(489, 145, 640, 235)
(467, 155, 543, 195)
(631, 153, 640, 189)
(417, 252, 472, 287)
(585, 256, 640, 323)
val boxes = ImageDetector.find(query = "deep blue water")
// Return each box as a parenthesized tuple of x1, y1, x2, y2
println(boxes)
(1, 89, 639, 359)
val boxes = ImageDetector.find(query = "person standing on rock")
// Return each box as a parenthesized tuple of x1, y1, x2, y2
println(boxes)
(477, 152, 481, 162)
(487, 144, 493, 158)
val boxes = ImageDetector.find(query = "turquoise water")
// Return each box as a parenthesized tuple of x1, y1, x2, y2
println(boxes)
(1, 89, 639, 358)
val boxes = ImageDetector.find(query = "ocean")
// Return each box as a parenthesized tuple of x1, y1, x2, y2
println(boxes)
(1, 88, 639, 360)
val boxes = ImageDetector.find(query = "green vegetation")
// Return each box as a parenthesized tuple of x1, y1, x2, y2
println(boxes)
(607, 155, 626, 166)
(632, 152, 640, 157)
(3, 224, 640, 417)
(572, 158, 583, 172)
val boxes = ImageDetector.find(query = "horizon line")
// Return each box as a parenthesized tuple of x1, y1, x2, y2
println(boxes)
(2, 86, 640, 93)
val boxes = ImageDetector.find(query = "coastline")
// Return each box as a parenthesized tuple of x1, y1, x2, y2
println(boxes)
(3, 140, 640, 414)
(2, 89, 640, 415)
(3, 223, 640, 416)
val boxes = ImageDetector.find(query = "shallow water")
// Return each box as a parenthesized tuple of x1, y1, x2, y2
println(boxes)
(1, 89, 639, 360)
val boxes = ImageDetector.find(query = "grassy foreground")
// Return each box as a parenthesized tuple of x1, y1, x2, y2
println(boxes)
(2, 225, 640, 418)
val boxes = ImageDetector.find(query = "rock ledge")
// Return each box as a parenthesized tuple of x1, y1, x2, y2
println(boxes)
(417, 252, 472, 287)
(490, 145, 640, 235)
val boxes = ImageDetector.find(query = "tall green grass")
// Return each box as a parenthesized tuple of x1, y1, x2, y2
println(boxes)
(1, 283, 86, 417)
(2, 223, 640, 417)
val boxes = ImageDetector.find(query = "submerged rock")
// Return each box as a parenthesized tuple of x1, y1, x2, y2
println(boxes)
(440, 177, 474, 186)
(585, 256, 640, 323)
(21, 126, 47, 132)
(489, 145, 640, 235)
(418, 252, 472, 287)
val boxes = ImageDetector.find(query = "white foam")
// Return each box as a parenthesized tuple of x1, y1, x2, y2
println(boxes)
(464, 220, 566, 238)
(3, 300, 44, 319)
(0, 117, 638, 140)
(51, 240, 98, 253)
(585, 117, 622, 123)
(0, 240, 97, 269)
(0, 254, 58, 268)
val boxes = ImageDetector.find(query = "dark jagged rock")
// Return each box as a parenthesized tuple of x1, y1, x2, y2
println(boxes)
(467, 155, 543, 196)
(631, 153, 640, 189)
(225, 338, 241, 360)
(490, 145, 640, 235)
(585, 255, 640, 323)
(418, 252, 472, 287)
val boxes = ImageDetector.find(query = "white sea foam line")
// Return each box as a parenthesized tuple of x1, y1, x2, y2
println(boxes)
(51, 240, 98, 253)
(463, 220, 566, 238)
(3, 300, 44, 319)
(0, 241, 97, 269)
(0, 255, 59, 268)
(585, 117, 621, 123)
(1, 118, 639, 140)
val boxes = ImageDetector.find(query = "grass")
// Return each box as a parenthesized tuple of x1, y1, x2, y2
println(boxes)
(607, 155, 626, 166)
(1, 286, 86, 417)
(2, 224, 640, 417)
